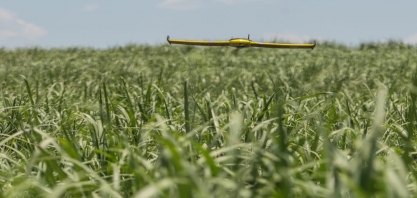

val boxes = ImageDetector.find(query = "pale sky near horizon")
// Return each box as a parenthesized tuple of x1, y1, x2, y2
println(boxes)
(1, 1, 417, 49)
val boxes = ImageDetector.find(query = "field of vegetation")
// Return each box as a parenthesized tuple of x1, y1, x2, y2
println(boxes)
(0, 42, 417, 197)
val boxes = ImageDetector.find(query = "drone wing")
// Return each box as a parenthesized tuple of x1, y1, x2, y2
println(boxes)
(250, 41, 316, 49)
(167, 36, 230, 47)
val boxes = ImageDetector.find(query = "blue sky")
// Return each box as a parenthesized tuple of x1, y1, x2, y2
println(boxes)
(1, 1, 417, 48)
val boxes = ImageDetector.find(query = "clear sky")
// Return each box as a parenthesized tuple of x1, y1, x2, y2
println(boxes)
(1, 1, 416, 48)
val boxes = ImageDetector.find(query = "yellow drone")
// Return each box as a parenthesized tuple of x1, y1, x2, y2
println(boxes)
(167, 34, 316, 49)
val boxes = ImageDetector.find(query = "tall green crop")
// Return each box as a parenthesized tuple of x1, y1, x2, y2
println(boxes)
(0, 42, 417, 197)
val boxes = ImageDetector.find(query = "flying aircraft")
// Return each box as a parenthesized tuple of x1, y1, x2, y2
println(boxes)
(167, 35, 316, 49)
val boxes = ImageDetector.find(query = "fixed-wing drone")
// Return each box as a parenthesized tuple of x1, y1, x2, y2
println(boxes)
(167, 35, 316, 49)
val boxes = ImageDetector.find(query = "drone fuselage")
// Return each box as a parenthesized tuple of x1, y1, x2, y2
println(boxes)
(229, 38, 252, 48)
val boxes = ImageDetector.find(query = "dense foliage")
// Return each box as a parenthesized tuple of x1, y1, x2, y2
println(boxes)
(1, 42, 417, 197)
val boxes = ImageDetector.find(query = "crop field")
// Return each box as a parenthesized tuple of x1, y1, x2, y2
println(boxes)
(1, 42, 417, 197)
